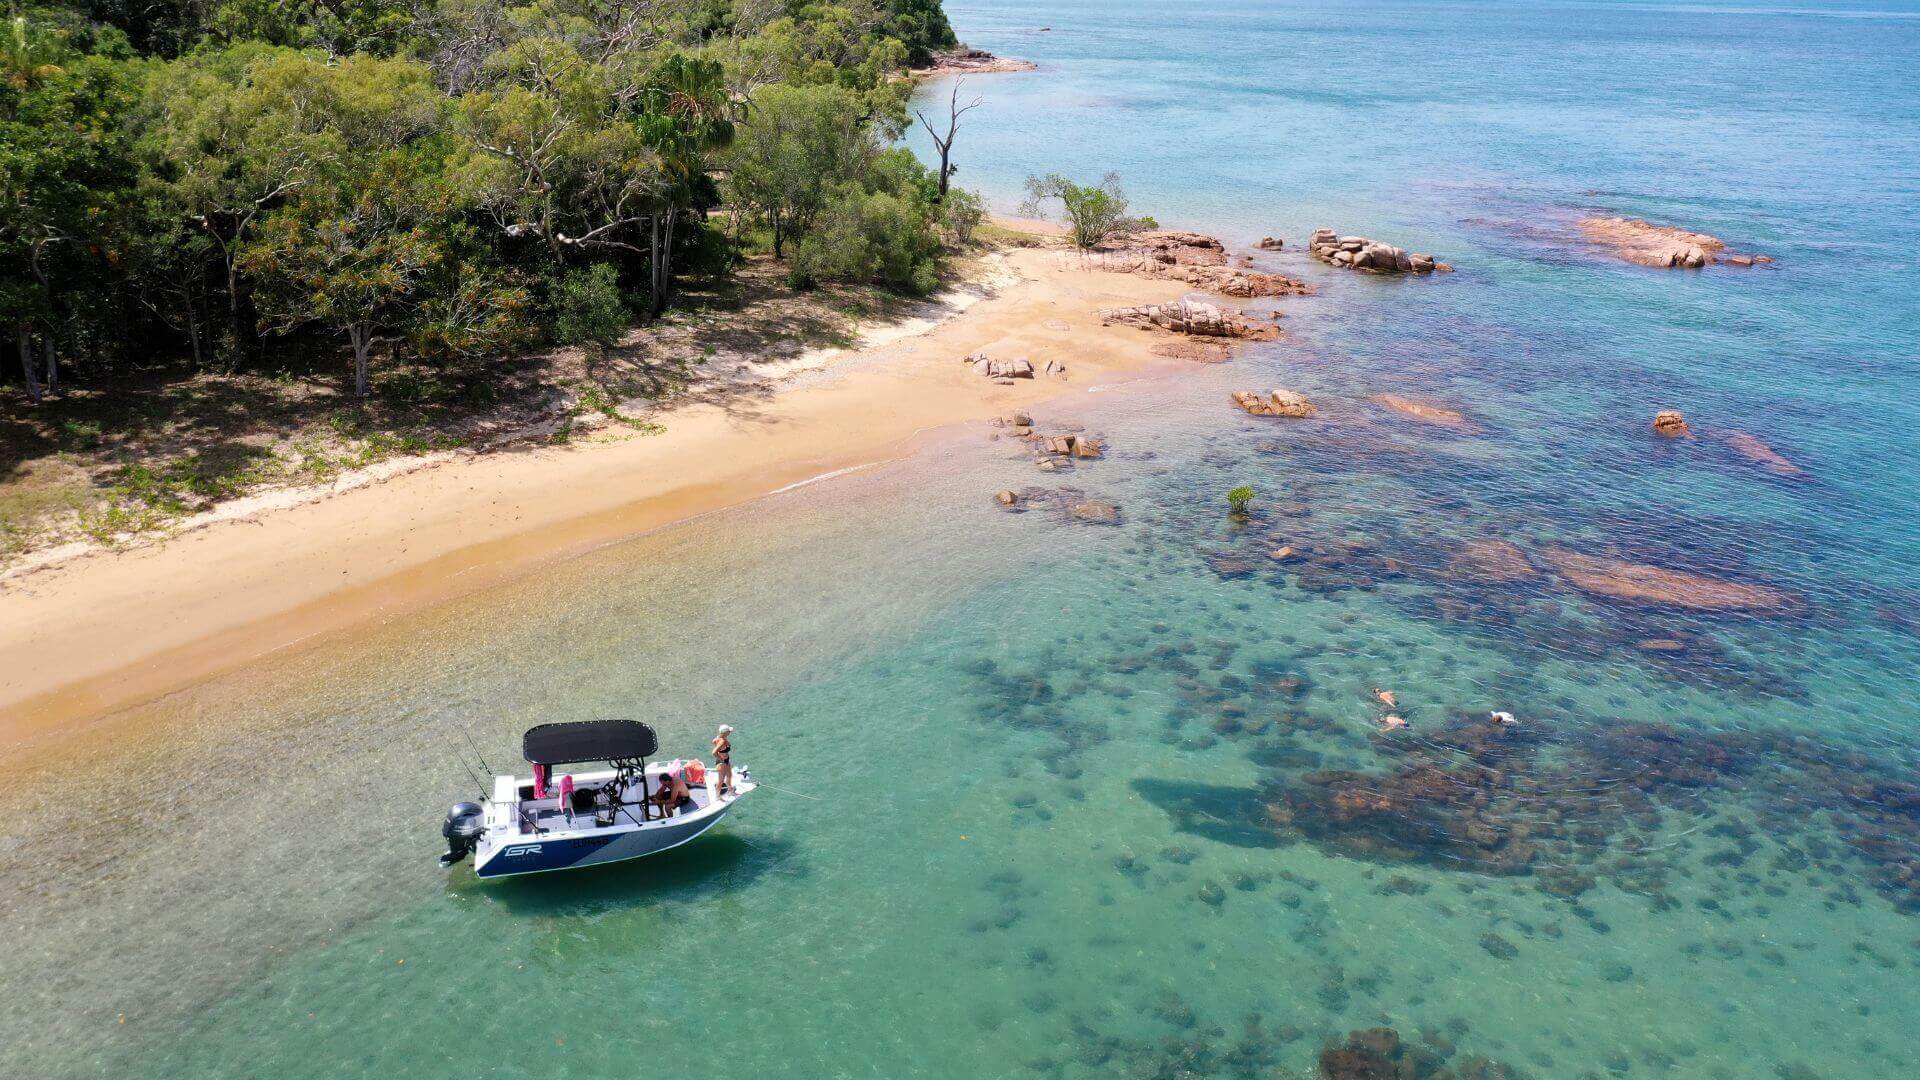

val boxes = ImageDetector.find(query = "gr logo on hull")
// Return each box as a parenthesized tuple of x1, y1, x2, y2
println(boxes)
(503, 844, 544, 857)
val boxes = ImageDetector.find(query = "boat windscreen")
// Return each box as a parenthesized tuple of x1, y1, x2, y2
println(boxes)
(523, 720, 659, 765)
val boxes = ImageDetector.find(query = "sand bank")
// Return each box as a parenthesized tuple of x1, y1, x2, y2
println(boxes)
(0, 246, 1201, 742)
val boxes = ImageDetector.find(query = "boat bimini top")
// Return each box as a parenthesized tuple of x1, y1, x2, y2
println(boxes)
(522, 719, 659, 766)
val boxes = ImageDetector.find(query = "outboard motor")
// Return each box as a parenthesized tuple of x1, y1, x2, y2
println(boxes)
(440, 802, 486, 867)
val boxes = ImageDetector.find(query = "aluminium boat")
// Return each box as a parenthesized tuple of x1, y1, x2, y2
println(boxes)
(439, 719, 753, 879)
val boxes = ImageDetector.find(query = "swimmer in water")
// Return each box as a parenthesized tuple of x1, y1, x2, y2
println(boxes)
(1380, 714, 1409, 732)
(1372, 688, 1397, 708)
(1490, 710, 1517, 726)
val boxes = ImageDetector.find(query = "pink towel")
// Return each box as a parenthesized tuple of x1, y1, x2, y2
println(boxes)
(533, 763, 548, 800)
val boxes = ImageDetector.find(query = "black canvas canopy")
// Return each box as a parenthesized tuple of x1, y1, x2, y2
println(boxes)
(523, 720, 659, 766)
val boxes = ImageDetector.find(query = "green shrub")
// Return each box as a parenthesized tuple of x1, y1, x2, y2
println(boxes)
(1019, 172, 1152, 249)
(551, 263, 630, 349)
(789, 186, 942, 294)
(940, 188, 985, 246)
(1227, 485, 1256, 514)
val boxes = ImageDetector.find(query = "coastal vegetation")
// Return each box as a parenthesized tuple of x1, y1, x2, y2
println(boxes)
(1018, 171, 1154, 250)
(0, 0, 980, 553)
(1226, 484, 1255, 516)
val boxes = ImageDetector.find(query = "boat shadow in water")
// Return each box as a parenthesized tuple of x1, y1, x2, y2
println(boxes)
(466, 833, 804, 917)
(1129, 778, 1281, 849)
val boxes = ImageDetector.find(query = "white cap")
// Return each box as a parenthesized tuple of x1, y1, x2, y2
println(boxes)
(718, 724, 734, 734)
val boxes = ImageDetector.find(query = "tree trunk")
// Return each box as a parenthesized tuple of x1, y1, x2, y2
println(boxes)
(42, 333, 57, 396)
(185, 301, 205, 368)
(772, 215, 784, 260)
(936, 146, 951, 200)
(654, 209, 677, 316)
(350, 325, 371, 398)
(18, 325, 41, 404)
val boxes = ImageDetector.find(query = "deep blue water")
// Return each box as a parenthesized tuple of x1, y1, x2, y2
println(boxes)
(4, 2, 1920, 1077)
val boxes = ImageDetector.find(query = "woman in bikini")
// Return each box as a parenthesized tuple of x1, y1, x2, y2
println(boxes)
(712, 724, 735, 799)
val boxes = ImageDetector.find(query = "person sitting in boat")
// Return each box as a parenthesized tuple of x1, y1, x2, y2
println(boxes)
(713, 724, 735, 798)
(649, 772, 693, 819)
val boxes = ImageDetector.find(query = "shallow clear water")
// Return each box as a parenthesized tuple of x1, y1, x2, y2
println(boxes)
(7, 1, 1920, 1076)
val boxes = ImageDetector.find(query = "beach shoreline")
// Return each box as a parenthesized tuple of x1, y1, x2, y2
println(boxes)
(0, 240, 1219, 744)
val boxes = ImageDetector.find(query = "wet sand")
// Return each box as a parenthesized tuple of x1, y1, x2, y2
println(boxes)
(0, 246, 1202, 743)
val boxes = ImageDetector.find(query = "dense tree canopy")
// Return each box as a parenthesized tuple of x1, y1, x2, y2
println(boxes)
(1, 0, 964, 401)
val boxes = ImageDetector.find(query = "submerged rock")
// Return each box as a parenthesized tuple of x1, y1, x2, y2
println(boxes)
(1721, 430, 1804, 477)
(1541, 547, 1800, 613)
(1446, 539, 1537, 583)
(1372, 394, 1476, 431)
(1479, 932, 1520, 960)
(1069, 499, 1122, 525)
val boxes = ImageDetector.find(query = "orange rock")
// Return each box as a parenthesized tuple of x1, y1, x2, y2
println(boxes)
(1577, 216, 1732, 269)
(1542, 547, 1799, 613)
(1232, 389, 1315, 418)
(1372, 394, 1476, 431)
(1652, 410, 1690, 437)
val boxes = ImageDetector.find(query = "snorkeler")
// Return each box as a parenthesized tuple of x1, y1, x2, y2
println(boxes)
(1380, 714, 1410, 732)
(1372, 688, 1398, 708)
(1490, 710, 1517, 726)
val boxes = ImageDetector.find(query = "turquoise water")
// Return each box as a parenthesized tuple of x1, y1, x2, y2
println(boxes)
(7, 1, 1920, 1076)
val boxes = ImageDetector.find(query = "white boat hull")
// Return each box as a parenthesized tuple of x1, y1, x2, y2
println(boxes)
(468, 768, 753, 879)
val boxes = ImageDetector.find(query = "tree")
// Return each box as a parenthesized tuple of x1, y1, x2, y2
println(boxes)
(723, 81, 873, 257)
(1, 16, 140, 401)
(1019, 171, 1151, 250)
(913, 78, 978, 201)
(459, 39, 665, 265)
(633, 52, 733, 313)
(137, 45, 344, 359)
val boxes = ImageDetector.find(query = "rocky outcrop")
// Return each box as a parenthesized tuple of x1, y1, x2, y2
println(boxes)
(963, 353, 1033, 381)
(1722, 431, 1804, 477)
(1255, 236, 1283, 250)
(1653, 409, 1690, 436)
(1372, 394, 1475, 430)
(1577, 216, 1769, 269)
(1082, 231, 1314, 297)
(1308, 228, 1449, 274)
(1132, 230, 1228, 266)
(1542, 547, 1800, 613)
(1038, 433, 1103, 459)
(911, 48, 1037, 76)
(1231, 389, 1315, 418)
(1101, 300, 1280, 340)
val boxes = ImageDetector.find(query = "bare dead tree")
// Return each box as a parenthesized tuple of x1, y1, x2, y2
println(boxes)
(914, 80, 982, 202)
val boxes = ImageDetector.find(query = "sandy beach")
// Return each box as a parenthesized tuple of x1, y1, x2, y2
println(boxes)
(0, 243, 1204, 742)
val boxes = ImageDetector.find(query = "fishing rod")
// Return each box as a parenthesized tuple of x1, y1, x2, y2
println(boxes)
(755, 782, 818, 801)
(459, 728, 496, 778)
(435, 735, 488, 800)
